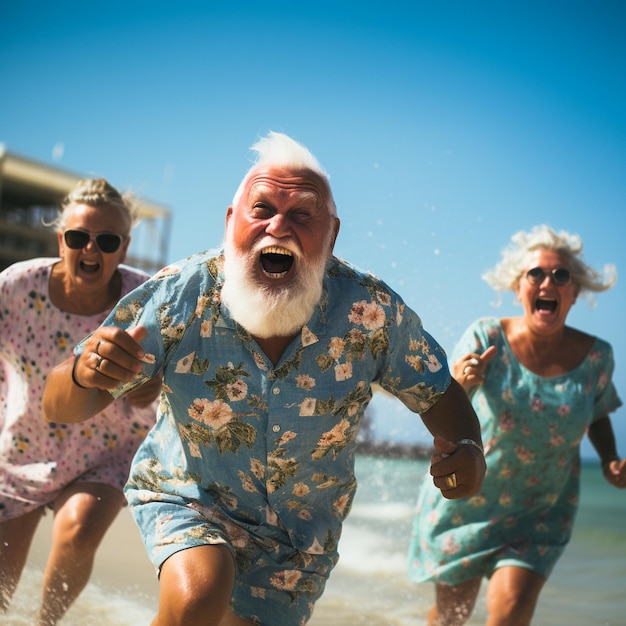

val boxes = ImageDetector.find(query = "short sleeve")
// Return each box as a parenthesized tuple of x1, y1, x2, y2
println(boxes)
(450, 317, 498, 365)
(591, 341, 623, 422)
(379, 302, 451, 414)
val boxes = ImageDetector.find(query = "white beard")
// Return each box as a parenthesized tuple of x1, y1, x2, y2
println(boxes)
(221, 235, 329, 339)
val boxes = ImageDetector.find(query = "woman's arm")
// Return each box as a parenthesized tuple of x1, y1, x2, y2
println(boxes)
(43, 325, 149, 424)
(587, 415, 626, 488)
(453, 345, 498, 392)
(43, 353, 116, 423)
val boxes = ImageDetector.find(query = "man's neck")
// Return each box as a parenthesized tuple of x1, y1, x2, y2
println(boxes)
(253, 334, 298, 367)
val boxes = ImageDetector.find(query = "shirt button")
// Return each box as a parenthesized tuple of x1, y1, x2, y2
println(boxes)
(272, 424, 281, 433)
(272, 387, 280, 395)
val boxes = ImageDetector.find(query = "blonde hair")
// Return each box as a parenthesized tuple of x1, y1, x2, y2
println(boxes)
(51, 178, 138, 235)
(483, 224, 616, 304)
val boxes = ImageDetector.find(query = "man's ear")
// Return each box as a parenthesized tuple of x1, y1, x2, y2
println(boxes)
(329, 217, 341, 253)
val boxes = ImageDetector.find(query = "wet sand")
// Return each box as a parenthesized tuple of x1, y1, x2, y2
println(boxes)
(26, 508, 400, 625)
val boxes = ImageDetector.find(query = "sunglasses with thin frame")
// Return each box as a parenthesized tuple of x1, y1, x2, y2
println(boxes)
(525, 267, 571, 286)
(63, 229, 124, 254)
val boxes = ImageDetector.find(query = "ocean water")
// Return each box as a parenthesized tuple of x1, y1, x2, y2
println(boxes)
(5, 455, 625, 625)
(315, 455, 626, 626)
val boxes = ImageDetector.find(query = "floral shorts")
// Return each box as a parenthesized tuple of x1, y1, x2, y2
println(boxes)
(131, 498, 338, 625)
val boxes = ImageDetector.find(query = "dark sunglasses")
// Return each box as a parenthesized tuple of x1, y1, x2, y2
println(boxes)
(63, 230, 124, 253)
(525, 267, 571, 286)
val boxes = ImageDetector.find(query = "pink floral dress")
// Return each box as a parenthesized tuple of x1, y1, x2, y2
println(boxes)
(0, 258, 157, 520)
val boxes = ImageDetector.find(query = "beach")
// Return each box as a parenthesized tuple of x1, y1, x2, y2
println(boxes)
(6, 456, 625, 625)
(10, 507, 395, 626)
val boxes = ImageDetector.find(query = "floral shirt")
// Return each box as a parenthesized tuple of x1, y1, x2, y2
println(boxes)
(0, 258, 156, 519)
(409, 317, 622, 584)
(93, 250, 451, 559)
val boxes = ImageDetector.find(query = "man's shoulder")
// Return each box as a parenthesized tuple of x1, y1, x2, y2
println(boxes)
(327, 256, 381, 281)
(326, 256, 397, 296)
(151, 249, 222, 285)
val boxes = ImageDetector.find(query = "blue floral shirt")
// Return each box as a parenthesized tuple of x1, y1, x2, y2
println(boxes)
(95, 250, 451, 557)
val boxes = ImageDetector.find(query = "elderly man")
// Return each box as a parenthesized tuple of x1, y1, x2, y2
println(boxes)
(43, 132, 486, 626)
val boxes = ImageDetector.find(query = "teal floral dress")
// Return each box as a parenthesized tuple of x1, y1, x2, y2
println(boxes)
(409, 317, 622, 584)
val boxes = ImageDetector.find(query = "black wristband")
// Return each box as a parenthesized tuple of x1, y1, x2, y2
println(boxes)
(71, 353, 89, 389)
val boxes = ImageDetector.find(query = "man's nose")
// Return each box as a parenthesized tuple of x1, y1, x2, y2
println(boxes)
(265, 213, 290, 236)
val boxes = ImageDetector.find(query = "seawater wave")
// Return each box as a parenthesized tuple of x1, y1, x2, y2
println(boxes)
(6, 571, 155, 626)
(4, 456, 625, 625)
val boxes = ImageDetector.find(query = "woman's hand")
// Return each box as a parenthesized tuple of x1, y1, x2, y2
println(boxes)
(453, 346, 498, 392)
(602, 458, 626, 488)
(588, 417, 625, 489)
(73, 326, 149, 391)
(43, 326, 154, 424)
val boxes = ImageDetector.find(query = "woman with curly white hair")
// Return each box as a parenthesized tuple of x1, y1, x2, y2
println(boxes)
(409, 224, 625, 626)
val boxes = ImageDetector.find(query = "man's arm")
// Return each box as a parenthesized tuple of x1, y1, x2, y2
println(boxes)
(42, 325, 149, 424)
(420, 378, 486, 499)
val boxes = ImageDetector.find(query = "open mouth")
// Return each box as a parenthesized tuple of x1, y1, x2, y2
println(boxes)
(536, 297, 557, 312)
(260, 246, 294, 278)
(80, 260, 100, 274)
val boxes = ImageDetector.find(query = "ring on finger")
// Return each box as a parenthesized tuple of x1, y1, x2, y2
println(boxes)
(95, 354, 104, 371)
(95, 340, 103, 356)
(464, 357, 480, 375)
(445, 473, 457, 489)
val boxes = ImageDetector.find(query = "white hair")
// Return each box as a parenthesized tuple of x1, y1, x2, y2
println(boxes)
(221, 231, 331, 338)
(231, 131, 336, 215)
(483, 224, 616, 304)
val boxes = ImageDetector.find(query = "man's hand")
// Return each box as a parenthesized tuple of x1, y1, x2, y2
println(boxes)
(429, 435, 486, 499)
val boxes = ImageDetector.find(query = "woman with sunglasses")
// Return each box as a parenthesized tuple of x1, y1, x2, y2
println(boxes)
(0, 178, 160, 625)
(409, 224, 625, 625)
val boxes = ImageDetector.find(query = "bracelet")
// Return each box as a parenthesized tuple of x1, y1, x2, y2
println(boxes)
(456, 438, 484, 454)
(71, 353, 89, 389)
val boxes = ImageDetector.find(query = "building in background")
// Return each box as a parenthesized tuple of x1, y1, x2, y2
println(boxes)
(0, 145, 171, 273)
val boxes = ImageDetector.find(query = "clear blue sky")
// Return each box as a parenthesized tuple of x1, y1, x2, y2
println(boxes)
(2, 1, 625, 459)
